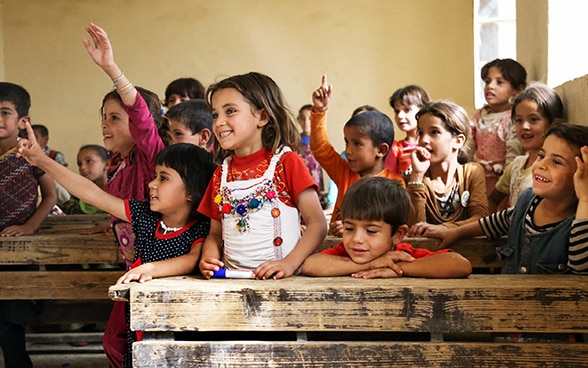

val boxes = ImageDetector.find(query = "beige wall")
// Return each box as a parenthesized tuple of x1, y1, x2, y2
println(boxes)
(0, 0, 474, 166)
(0, 0, 4, 80)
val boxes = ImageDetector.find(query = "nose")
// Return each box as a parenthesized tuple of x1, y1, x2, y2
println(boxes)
(148, 178, 157, 189)
(397, 111, 406, 120)
(351, 229, 364, 244)
(521, 120, 531, 130)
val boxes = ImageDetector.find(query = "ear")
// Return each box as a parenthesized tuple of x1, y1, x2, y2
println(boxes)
(391, 224, 408, 244)
(452, 134, 466, 150)
(199, 128, 212, 147)
(376, 142, 390, 159)
(256, 109, 270, 128)
(17, 116, 30, 130)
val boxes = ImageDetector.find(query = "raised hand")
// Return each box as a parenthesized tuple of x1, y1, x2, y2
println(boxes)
(312, 74, 333, 113)
(82, 22, 117, 76)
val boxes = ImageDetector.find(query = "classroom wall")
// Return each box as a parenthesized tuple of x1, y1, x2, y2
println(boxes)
(0, 0, 474, 165)
(0, 1, 4, 81)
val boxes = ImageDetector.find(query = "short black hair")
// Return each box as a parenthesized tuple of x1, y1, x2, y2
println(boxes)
(0, 82, 30, 118)
(544, 123, 588, 156)
(481, 58, 527, 91)
(344, 110, 394, 156)
(165, 99, 212, 139)
(79, 144, 109, 162)
(31, 124, 49, 137)
(165, 78, 205, 105)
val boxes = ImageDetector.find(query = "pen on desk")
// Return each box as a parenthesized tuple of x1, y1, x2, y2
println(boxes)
(212, 268, 255, 279)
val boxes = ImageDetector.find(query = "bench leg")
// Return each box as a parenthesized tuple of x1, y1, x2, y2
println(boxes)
(296, 332, 308, 341)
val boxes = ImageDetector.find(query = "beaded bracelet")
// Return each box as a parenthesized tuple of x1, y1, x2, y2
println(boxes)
(112, 71, 125, 88)
(407, 181, 424, 186)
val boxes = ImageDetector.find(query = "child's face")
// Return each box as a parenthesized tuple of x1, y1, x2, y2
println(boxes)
(211, 88, 267, 157)
(148, 164, 190, 216)
(101, 99, 134, 157)
(531, 135, 577, 200)
(343, 126, 385, 177)
(417, 113, 461, 164)
(342, 218, 394, 264)
(514, 99, 549, 152)
(168, 119, 206, 148)
(77, 148, 108, 184)
(166, 93, 190, 109)
(392, 100, 419, 134)
(32, 129, 49, 149)
(0, 101, 26, 141)
(297, 108, 311, 135)
(483, 66, 518, 111)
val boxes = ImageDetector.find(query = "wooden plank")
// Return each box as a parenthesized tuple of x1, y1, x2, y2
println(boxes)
(123, 275, 588, 334)
(0, 233, 121, 265)
(0, 271, 120, 300)
(38, 214, 110, 234)
(319, 236, 503, 269)
(133, 341, 588, 368)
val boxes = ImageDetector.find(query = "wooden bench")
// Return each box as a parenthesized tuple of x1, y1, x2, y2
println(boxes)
(109, 274, 588, 367)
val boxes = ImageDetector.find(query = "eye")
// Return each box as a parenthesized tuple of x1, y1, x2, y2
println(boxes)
(366, 229, 378, 234)
(343, 226, 354, 232)
(513, 117, 522, 124)
(211, 112, 218, 120)
(553, 159, 563, 166)
(417, 129, 424, 136)
(537, 152, 545, 160)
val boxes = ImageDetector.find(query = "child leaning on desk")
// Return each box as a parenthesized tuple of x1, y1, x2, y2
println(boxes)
(301, 177, 472, 278)
(429, 123, 588, 275)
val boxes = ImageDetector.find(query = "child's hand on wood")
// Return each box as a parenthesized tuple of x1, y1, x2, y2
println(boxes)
(312, 74, 332, 113)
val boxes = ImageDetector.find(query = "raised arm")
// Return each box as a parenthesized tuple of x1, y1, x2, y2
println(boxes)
(16, 122, 127, 221)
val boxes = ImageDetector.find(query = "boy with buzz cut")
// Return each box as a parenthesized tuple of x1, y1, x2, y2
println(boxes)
(310, 74, 404, 237)
(165, 99, 213, 149)
(0, 82, 57, 368)
(301, 177, 472, 278)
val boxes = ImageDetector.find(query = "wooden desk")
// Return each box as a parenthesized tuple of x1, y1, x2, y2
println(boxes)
(110, 274, 588, 367)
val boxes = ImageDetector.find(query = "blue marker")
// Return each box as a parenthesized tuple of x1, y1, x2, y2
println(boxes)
(212, 268, 255, 279)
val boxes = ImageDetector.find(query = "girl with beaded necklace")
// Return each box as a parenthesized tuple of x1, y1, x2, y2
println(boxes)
(198, 72, 327, 280)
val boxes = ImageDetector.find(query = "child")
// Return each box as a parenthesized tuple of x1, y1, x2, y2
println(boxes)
(165, 99, 212, 148)
(16, 125, 217, 368)
(0, 82, 57, 368)
(310, 75, 404, 237)
(164, 77, 206, 109)
(470, 58, 527, 195)
(407, 100, 489, 237)
(198, 72, 327, 280)
(489, 83, 565, 212)
(83, 22, 166, 368)
(62, 144, 110, 215)
(386, 85, 430, 176)
(302, 177, 472, 278)
(430, 123, 588, 275)
(31, 124, 68, 166)
(297, 104, 324, 194)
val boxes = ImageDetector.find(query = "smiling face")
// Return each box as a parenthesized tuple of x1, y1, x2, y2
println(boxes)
(342, 218, 394, 264)
(101, 99, 135, 157)
(148, 164, 191, 216)
(417, 113, 462, 165)
(343, 125, 385, 177)
(392, 100, 420, 134)
(77, 148, 108, 183)
(211, 88, 267, 157)
(513, 99, 549, 152)
(531, 135, 577, 200)
(483, 66, 518, 112)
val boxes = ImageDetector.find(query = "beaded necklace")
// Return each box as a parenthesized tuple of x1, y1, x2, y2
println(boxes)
(159, 220, 182, 234)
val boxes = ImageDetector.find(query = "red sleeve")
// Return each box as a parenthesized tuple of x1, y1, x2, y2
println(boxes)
(395, 242, 452, 258)
(197, 166, 223, 221)
(124, 200, 132, 223)
(190, 237, 205, 251)
(320, 241, 349, 256)
(280, 151, 318, 207)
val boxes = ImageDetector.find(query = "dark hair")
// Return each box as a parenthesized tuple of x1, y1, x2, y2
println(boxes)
(298, 104, 312, 116)
(165, 99, 212, 146)
(0, 82, 30, 118)
(511, 83, 565, 126)
(154, 143, 217, 220)
(31, 124, 49, 137)
(416, 100, 471, 164)
(544, 124, 588, 156)
(389, 85, 430, 110)
(344, 110, 394, 156)
(351, 105, 379, 117)
(207, 72, 300, 162)
(165, 78, 205, 105)
(79, 144, 109, 162)
(342, 177, 410, 233)
(481, 58, 527, 91)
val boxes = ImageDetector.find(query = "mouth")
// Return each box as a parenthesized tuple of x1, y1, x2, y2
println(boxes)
(150, 194, 159, 202)
(534, 174, 550, 183)
(218, 130, 232, 139)
(103, 134, 113, 140)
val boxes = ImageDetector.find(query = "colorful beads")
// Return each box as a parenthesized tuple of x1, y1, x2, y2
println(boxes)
(271, 208, 280, 218)
(221, 203, 232, 214)
(266, 190, 276, 199)
(214, 194, 222, 205)
(273, 237, 283, 246)
(236, 204, 248, 216)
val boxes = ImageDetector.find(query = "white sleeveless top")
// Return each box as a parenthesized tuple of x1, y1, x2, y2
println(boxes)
(218, 148, 301, 270)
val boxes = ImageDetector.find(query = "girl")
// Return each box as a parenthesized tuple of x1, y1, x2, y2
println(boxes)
(386, 85, 430, 176)
(83, 22, 166, 368)
(198, 72, 327, 280)
(16, 128, 217, 367)
(63, 144, 109, 215)
(407, 100, 489, 237)
(470, 58, 527, 195)
(489, 83, 565, 212)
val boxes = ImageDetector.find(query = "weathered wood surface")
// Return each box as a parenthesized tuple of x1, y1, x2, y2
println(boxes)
(320, 236, 503, 269)
(38, 214, 110, 234)
(0, 233, 121, 265)
(0, 271, 120, 300)
(115, 275, 588, 334)
(133, 341, 588, 368)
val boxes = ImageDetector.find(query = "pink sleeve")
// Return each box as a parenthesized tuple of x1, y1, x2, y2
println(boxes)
(126, 92, 165, 161)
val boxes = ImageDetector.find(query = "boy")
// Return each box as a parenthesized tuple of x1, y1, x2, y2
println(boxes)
(311, 74, 403, 236)
(31, 124, 68, 167)
(427, 123, 588, 275)
(0, 82, 57, 368)
(166, 99, 212, 149)
(301, 177, 472, 278)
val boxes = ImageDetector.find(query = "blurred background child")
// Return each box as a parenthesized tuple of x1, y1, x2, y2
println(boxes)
(165, 99, 212, 149)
